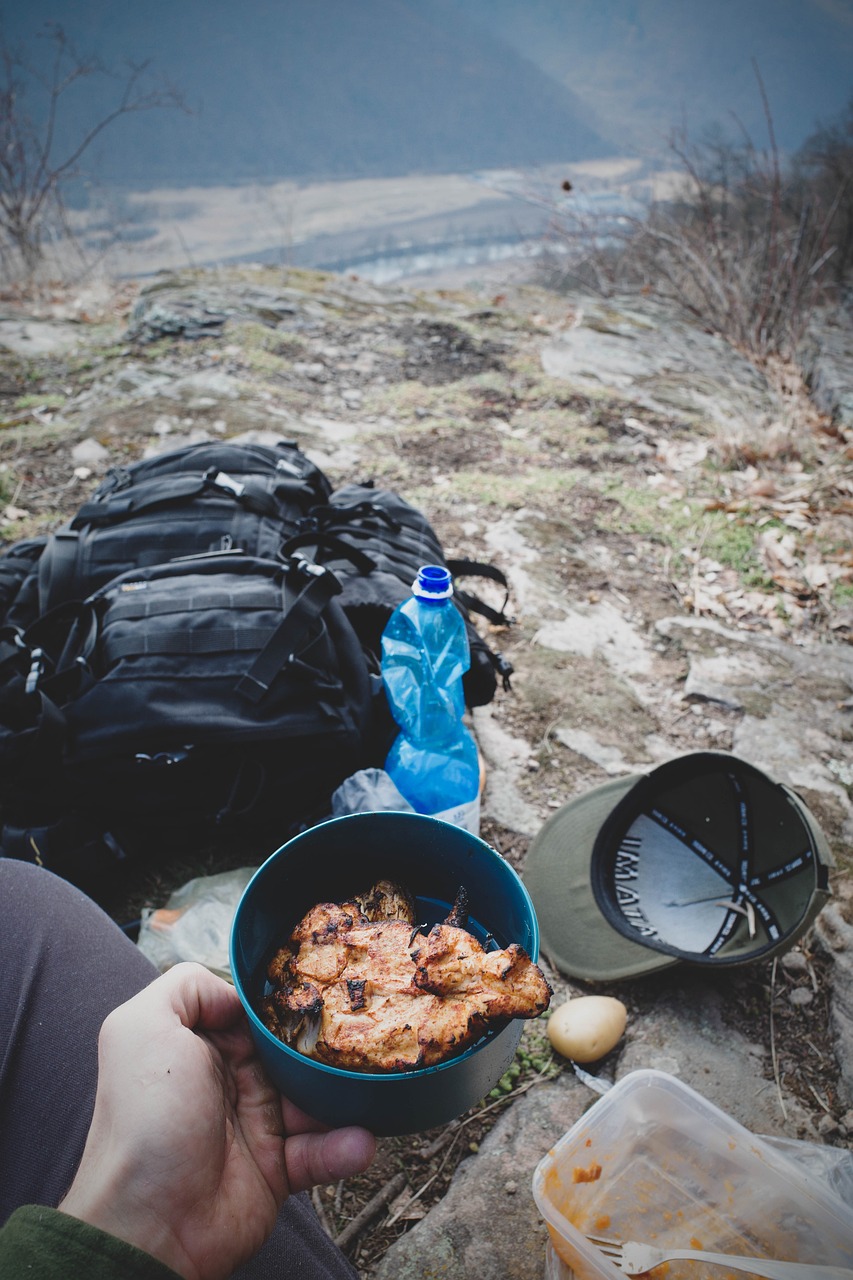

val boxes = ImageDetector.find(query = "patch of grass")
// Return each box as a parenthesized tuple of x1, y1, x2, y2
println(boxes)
(523, 406, 604, 449)
(0, 507, 65, 541)
(362, 381, 440, 419)
(136, 337, 175, 360)
(593, 478, 699, 539)
(363, 377, 495, 421)
(504, 355, 587, 402)
(451, 465, 582, 509)
(241, 345, 293, 377)
(0, 465, 14, 508)
(466, 368, 513, 396)
(14, 393, 66, 410)
(229, 320, 302, 358)
(593, 479, 777, 589)
(702, 517, 774, 588)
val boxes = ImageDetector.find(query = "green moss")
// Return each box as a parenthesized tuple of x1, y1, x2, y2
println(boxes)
(703, 518, 774, 588)
(451, 465, 580, 508)
(592, 479, 778, 590)
(14, 393, 66, 410)
(488, 1012, 562, 1100)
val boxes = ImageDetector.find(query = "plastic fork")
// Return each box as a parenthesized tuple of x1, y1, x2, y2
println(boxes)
(585, 1233, 853, 1279)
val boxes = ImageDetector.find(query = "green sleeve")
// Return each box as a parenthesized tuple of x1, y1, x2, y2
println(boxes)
(0, 1205, 183, 1279)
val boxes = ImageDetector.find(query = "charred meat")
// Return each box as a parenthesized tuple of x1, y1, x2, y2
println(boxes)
(261, 882, 551, 1072)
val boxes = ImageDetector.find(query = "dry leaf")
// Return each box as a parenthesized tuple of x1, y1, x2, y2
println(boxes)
(746, 477, 777, 497)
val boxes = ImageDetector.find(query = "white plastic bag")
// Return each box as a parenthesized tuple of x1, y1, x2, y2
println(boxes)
(330, 767, 415, 817)
(136, 866, 257, 980)
(331, 766, 480, 832)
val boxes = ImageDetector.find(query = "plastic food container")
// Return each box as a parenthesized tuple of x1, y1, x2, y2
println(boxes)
(229, 810, 541, 1136)
(532, 1069, 853, 1279)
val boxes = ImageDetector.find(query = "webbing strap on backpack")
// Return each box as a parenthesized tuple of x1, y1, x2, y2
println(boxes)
(283, 486, 515, 701)
(72, 468, 309, 526)
(280, 531, 377, 576)
(237, 559, 343, 703)
(445, 558, 513, 627)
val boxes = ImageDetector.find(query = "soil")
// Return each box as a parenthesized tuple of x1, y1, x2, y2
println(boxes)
(1, 265, 851, 1273)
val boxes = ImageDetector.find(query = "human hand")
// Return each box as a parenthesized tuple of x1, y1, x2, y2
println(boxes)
(59, 962, 375, 1280)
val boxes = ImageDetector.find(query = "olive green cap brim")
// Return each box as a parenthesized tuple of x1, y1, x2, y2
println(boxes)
(523, 758, 834, 984)
(523, 773, 680, 982)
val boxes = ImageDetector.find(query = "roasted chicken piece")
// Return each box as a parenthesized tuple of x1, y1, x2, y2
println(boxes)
(261, 884, 551, 1072)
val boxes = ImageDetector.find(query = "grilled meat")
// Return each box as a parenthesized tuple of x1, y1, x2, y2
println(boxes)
(261, 884, 551, 1073)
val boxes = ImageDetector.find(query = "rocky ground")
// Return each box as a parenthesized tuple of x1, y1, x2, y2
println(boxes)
(1, 264, 852, 1277)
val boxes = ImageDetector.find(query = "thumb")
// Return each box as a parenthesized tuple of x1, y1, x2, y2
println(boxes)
(284, 1127, 376, 1193)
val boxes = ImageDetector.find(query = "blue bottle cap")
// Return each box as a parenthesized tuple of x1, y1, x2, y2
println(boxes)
(412, 564, 454, 600)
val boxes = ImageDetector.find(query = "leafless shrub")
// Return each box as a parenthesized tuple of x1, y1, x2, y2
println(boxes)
(793, 94, 853, 284)
(542, 67, 849, 362)
(0, 22, 185, 279)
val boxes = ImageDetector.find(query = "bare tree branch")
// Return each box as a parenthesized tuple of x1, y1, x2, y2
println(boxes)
(0, 21, 187, 274)
(540, 72, 849, 362)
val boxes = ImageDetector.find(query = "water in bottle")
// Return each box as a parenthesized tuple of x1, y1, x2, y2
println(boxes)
(381, 564, 480, 833)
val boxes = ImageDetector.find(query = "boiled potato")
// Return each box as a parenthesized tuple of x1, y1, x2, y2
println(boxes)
(547, 995, 627, 1063)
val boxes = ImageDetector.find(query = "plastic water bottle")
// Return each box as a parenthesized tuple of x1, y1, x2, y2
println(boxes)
(381, 564, 480, 833)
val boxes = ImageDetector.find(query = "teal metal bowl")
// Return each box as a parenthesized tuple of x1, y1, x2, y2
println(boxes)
(230, 811, 541, 1136)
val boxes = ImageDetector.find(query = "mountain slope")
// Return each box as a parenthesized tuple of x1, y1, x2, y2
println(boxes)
(0, 0, 610, 188)
(448, 0, 853, 154)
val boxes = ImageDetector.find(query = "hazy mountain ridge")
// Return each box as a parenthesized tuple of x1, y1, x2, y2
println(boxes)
(0, 0, 609, 190)
(0, 0, 849, 208)
(447, 0, 853, 154)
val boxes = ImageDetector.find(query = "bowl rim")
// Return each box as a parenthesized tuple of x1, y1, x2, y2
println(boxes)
(229, 810, 541, 1083)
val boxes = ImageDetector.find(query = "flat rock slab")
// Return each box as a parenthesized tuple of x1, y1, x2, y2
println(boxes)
(0, 317, 84, 356)
(540, 294, 783, 432)
(373, 1076, 588, 1280)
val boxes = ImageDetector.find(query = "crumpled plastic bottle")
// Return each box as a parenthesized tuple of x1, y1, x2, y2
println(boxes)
(381, 564, 480, 832)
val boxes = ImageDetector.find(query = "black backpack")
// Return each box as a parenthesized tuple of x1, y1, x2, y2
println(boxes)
(0, 552, 380, 884)
(34, 439, 331, 620)
(0, 535, 46, 631)
(0, 441, 512, 888)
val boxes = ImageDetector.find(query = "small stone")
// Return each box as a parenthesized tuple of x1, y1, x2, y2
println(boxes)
(817, 1113, 840, 1137)
(71, 438, 110, 465)
(788, 987, 814, 1008)
(841, 1110, 853, 1132)
(780, 950, 809, 975)
(504, 1181, 518, 1195)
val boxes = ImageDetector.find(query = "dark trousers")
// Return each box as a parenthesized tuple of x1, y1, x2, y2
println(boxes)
(0, 858, 358, 1278)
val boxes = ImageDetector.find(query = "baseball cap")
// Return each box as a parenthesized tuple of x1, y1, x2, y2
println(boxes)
(524, 752, 834, 982)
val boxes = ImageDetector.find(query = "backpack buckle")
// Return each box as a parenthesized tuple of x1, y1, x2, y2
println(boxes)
(25, 647, 45, 694)
(207, 469, 246, 498)
(295, 557, 326, 580)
